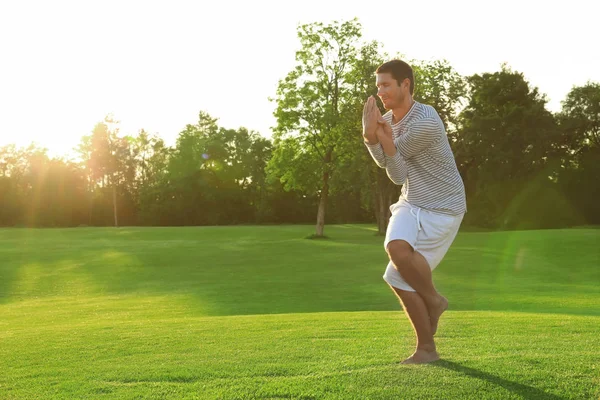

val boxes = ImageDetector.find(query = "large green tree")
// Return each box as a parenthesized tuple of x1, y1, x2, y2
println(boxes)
(412, 59, 467, 135)
(164, 111, 273, 226)
(269, 19, 363, 237)
(455, 65, 562, 228)
(557, 81, 600, 224)
(558, 81, 600, 153)
(336, 40, 394, 234)
(76, 115, 138, 227)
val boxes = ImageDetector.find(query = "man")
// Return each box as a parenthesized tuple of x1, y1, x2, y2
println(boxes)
(362, 59, 466, 364)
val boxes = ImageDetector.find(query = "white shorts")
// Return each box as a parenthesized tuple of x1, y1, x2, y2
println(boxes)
(382, 199, 464, 292)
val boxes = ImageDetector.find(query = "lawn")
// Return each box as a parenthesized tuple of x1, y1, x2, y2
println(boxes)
(0, 225, 598, 399)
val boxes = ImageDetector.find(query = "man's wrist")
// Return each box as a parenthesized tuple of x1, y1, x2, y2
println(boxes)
(380, 137, 396, 156)
(363, 130, 379, 145)
(382, 146, 396, 157)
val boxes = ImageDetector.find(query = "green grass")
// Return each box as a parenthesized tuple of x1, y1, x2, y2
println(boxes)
(0, 225, 599, 399)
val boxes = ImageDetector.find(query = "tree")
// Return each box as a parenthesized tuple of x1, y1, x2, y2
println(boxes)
(164, 111, 273, 226)
(335, 40, 395, 234)
(0, 144, 88, 227)
(134, 130, 171, 226)
(76, 115, 137, 227)
(557, 81, 600, 224)
(270, 19, 364, 237)
(558, 81, 600, 153)
(74, 135, 95, 225)
(0, 144, 28, 226)
(412, 59, 467, 135)
(455, 65, 561, 228)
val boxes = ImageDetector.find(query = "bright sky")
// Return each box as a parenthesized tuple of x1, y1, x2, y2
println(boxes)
(1, 0, 598, 158)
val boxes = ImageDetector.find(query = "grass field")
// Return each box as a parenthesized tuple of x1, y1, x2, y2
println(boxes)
(0, 225, 599, 399)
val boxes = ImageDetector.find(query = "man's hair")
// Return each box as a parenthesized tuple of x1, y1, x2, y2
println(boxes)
(376, 59, 414, 95)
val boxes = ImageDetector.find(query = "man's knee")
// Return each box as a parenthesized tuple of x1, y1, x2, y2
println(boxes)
(386, 240, 413, 270)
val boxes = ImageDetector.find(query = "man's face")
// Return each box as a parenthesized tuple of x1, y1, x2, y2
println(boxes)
(376, 72, 408, 110)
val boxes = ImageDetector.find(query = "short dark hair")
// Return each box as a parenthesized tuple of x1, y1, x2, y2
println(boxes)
(376, 59, 414, 95)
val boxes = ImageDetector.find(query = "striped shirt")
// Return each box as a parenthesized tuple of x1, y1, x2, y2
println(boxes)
(365, 101, 466, 215)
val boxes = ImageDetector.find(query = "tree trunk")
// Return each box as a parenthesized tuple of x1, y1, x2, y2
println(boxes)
(315, 171, 330, 237)
(112, 185, 119, 228)
(378, 185, 387, 235)
(88, 193, 93, 226)
(316, 151, 332, 237)
(373, 169, 400, 235)
(386, 185, 396, 221)
(88, 175, 93, 226)
(374, 169, 390, 235)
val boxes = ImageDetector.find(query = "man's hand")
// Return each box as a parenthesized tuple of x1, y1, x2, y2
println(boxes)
(376, 117, 396, 156)
(362, 96, 381, 144)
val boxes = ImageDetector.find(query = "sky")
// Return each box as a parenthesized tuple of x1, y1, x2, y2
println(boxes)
(0, 0, 598, 158)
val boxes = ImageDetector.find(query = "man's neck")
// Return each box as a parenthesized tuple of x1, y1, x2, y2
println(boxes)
(391, 96, 415, 124)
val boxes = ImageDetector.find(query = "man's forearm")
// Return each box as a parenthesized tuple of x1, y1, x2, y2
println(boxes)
(383, 151, 407, 185)
(365, 140, 386, 168)
(374, 125, 405, 185)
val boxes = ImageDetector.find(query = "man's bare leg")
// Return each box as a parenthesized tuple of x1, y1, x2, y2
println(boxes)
(386, 240, 448, 335)
(390, 285, 440, 364)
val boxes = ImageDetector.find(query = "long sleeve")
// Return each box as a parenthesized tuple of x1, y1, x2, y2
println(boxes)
(365, 141, 407, 185)
(394, 117, 443, 159)
(383, 151, 407, 185)
(364, 141, 386, 168)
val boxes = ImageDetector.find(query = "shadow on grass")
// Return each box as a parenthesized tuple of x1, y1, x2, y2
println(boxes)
(433, 360, 564, 400)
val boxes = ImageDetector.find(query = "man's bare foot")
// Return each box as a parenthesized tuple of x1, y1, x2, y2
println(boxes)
(429, 295, 448, 335)
(401, 348, 440, 364)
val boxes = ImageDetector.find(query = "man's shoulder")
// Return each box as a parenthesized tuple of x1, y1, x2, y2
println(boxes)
(410, 102, 444, 128)
(413, 102, 439, 120)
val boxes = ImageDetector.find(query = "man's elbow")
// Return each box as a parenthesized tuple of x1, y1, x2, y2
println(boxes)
(387, 173, 406, 185)
(374, 160, 386, 169)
